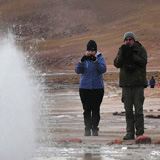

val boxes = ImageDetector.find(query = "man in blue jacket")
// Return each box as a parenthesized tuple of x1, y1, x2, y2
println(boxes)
(75, 40, 107, 136)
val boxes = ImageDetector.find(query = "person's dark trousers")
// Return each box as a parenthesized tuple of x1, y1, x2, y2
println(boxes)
(122, 86, 144, 137)
(79, 88, 104, 131)
(151, 85, 154, 88)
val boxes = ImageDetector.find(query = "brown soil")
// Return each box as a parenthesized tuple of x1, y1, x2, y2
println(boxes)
(1, 1, 160, 71)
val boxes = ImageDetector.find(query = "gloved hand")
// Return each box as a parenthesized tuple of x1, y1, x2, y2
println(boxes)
(121, 44, 127, 56)
(81, 55, 88, 63)
(89, 55, 97, 62)
(125, 45, 133, 58)
(121, 44, 133, 58)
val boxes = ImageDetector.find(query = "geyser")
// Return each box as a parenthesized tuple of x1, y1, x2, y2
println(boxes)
(0, 34, 39, 160)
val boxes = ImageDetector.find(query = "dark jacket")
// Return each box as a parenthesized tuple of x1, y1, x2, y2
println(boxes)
(114, 41, 147, 87)
(150, 76, 156, 86)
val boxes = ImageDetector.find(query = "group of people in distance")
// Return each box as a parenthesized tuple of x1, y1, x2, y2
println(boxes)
(75, 31, 150, 140)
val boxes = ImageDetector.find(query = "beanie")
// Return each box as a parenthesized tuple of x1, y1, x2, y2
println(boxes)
(124, 32, 136, 41)
(87, 40, 97, 52)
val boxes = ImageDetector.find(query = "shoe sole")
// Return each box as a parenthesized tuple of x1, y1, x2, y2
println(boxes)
(123, 138, 135, 140)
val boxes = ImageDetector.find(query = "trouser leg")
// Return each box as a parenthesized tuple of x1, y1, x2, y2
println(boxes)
(122, 87, 135, 136)
(91, 89, 104, 131)
(133, 87, 144, 136)
(79, 89, 92, 130)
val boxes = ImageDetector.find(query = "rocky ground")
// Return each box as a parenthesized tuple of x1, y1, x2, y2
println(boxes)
(33, 73, 160, 159)
(38, 84, 160, 145)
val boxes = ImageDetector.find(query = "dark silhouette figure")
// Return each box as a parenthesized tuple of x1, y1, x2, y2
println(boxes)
(149, 76, 156, 88)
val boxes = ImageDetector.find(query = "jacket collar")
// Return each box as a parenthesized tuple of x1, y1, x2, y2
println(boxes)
(132, 41, 142, 51)
(96, 51, 101, 57)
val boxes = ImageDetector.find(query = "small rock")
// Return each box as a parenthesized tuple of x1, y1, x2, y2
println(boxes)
(106, 141, 113, 145)
(146, 115, 160, 119)
(157, 109, 160, 111)
(113, 112, 118, 115)
(119, 112, 125, 116)
(135, 136, 151, 144)
(146, 114, 154, 118)
(149, 109, 153, 112)
(57, 139, 67, 143)
(154, 139, 160, 144)
(113, 111, 125, 116)
(113, 139, 123, 144)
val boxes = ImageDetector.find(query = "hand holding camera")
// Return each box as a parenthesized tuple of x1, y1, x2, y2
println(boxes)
(81, 55, 88, 63)
(81, 55, 97, 62)
(121, 44, 133, 58)
(89, 55, 97, 62)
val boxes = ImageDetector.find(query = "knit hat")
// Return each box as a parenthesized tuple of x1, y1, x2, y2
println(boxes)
(87, 40, 97, 52)
(124, 32, 136, 41)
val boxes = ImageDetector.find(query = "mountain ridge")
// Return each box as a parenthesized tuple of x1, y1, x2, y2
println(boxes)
(0, 0, 160, 71)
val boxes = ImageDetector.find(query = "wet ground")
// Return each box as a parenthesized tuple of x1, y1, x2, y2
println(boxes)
(33, 144, 160, 160)
(32, 73, 160, 160)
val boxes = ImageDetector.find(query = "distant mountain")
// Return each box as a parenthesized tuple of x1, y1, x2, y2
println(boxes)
(1, 0, 160, 71)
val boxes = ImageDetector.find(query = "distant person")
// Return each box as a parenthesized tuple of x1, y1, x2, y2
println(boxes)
(75, 40, 107, 136)
(146, 79, 149, 88)
(149, 76, 156, 88)
(114, 32, 147, 140)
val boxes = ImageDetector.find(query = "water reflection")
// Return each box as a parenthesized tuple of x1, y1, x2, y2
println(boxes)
(84, 153, 102, 160)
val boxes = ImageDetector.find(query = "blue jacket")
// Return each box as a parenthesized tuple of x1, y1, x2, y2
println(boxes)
(75, 52, 107, 89)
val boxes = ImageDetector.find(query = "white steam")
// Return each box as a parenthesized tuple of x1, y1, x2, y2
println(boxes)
(0, 34, 39, 160)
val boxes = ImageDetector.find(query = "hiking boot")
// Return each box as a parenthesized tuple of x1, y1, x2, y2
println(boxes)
(84, 129, 91, 136)
(92, 130, 98, 136)
(92, 127, 99, 136)
(123, 134, 135, 140)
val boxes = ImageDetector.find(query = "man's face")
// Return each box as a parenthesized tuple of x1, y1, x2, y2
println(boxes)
(124, 36, 135, 46)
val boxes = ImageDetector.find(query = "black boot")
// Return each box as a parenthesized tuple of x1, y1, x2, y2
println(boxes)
(92, 130, 98, 136)
(92, 128, 99, 136)
(84, 129, 91, 136)
(123, 134, 135, 140)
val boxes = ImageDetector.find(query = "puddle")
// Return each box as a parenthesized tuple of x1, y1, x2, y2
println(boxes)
(32, 143, 160, 160)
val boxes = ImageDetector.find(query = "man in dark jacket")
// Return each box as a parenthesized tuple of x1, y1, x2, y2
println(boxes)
(114, 32, 147, 140)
